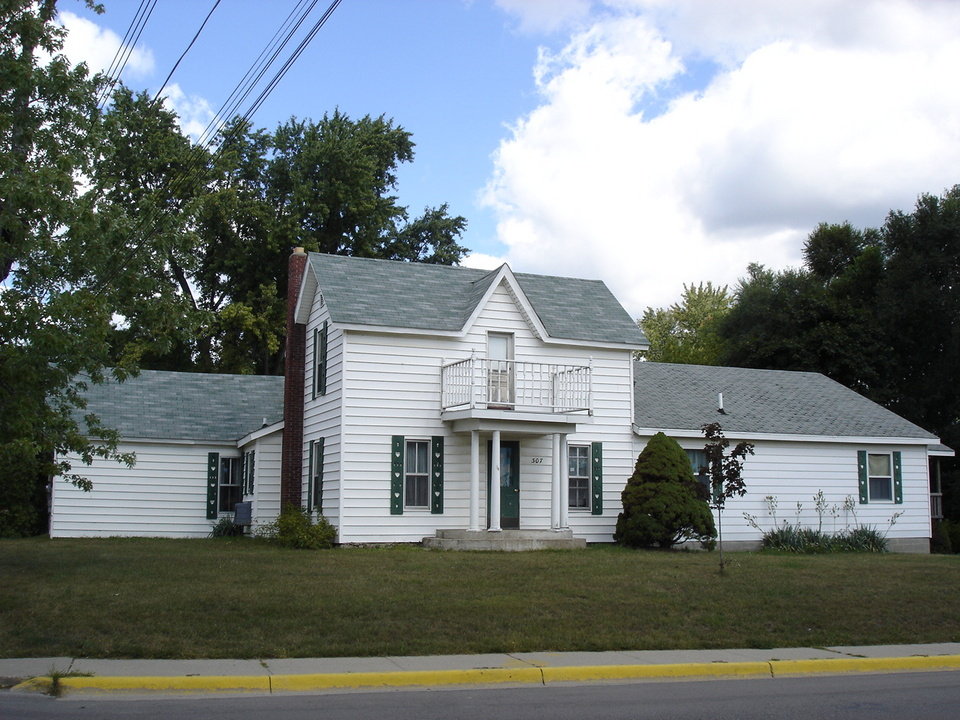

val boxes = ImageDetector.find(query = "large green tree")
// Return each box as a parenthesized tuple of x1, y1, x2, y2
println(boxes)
(717, 190, 960, 520)
(639, 282, 731, 365)
(141, 112, 469, 375)
(719, 222, 888, 399)
(0, 1, 192, 535)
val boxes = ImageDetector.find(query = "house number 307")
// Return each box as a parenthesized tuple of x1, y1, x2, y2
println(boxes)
(530, 457, 544, 464)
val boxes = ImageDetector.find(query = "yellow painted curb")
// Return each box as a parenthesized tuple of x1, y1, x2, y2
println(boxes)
(770, 655, 960, 677)
(540, 661, 771, 683)
(58, 675, 271, 694)
(271, 666, 543, 691)
(12, 655, 960, 695)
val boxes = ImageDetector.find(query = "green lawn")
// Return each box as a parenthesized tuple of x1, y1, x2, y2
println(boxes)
(1, 538, 958, 659)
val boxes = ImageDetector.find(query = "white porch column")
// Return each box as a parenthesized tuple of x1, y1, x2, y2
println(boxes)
(559, 433, 569, 529)
(489, 430, 502, 531)
(469, 430, 481, 531)
(551, 433, 561, 529)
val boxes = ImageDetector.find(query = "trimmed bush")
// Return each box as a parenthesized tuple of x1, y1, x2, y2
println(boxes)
(257, 508, 337, 549)
(615, 432, 716, 549)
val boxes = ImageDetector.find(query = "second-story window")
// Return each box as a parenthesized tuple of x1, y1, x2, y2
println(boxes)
(487, 332, 514, 406)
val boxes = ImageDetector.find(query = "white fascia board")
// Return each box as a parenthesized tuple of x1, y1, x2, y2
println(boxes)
(929, 445, 956, 457)
(293, 261, 318, 325)
(238, 420, 284, 447)
(460, 265, 549, 342)
(631, 425, 938, 446)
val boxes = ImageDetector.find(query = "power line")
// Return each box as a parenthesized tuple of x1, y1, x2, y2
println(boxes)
(96, 0, 158, 109)
(152, 0, 223, 104)
(91, 0, 346, 299)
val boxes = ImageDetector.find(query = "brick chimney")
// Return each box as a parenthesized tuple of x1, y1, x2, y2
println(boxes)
(280, 247, 308, 509)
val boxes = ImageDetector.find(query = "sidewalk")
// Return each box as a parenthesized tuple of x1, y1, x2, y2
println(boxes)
(5, 643, 960, 696)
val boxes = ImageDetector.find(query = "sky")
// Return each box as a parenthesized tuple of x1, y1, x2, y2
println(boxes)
(58, 0, 960, 317)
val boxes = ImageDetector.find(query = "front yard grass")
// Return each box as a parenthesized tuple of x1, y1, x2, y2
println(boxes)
(1, 538, 957, 659)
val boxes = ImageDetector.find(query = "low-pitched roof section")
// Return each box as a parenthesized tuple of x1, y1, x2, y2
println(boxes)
(76, 370, 285, 443)
(633, 361, 939, 442)
(301, 253, 647, 347)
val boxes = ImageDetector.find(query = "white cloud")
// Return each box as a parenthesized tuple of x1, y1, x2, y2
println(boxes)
(494, 0, 594, 34)
(159, 84, 216, 143)
(58, 10, 154, 78)
(486, 0, 960, 316)
(462, 251, 507, 270)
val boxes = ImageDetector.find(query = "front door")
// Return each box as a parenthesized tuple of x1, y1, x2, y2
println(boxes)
(487, 440, 520, 528)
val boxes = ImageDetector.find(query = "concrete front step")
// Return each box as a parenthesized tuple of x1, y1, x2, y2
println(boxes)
(422, 529, 587, 551)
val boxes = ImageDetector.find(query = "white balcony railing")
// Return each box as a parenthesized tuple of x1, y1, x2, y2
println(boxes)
(441, 357, 591, 414)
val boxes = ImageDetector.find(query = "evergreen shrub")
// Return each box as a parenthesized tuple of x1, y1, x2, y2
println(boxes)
(614, 432, 716, 549)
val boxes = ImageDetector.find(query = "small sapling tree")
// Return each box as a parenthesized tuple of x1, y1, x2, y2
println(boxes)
(615, 432, 716, 549)
(702, 422, 754, 573)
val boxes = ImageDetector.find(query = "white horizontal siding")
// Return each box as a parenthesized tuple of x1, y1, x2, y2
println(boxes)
(339, 280, 637, 543)
(304, 295, 343, 527)
(243, 429, 282, 530)
(630, 436, 933, 543)
(50, 441, 237, 538)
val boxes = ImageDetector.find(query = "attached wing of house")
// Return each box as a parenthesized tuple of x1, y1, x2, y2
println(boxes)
(632, 362, 950, 553)
(51, 371, 284, 538)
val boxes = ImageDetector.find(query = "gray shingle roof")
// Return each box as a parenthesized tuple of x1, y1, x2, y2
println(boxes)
(633, 362, 938, 440)
(307, 253, 646, 346)
(76, 370, 285, 442)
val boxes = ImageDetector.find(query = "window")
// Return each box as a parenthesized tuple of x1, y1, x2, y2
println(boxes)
(568, 445, 590, 509)
(308, 438, 324, 511)
(404, 440, 429, 508)
(312, 320, 328, 399)
(867, 452, 893, 501)
(218, 457, 242, 512)
(686, 448, 709, 486)
(487, 332, 514, 406)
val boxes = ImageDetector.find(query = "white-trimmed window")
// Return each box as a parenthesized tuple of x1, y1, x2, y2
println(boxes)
(568, 444, 590, 509)
(218, 457, 242, 512)
(404, 439, 430, 508)
(867, 452, 894, 501)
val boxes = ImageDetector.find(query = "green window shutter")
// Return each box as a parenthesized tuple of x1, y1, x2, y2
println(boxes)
(241, 453, 247, 495)
(431, 436, 444, 514)
(319, 320, 328, 396)
(857, 450, 869, 504)
(591, 441, 603, 515)
(206, 452, 220, 519)
(307, 441, 314, 510)
(893, 451, 903, 504)
(391, 436, 404, 515)
(315, 437, 325, 513)
(249, 450, 255, 494)
(312, 328, 319, 401)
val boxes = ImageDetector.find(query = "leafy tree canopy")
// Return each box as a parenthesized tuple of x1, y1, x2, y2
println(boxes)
(639, 282, 731, 365)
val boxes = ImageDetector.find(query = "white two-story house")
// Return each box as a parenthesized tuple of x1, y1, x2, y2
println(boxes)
(50, 250, 950, 551)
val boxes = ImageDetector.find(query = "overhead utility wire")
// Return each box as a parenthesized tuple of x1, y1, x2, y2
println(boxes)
(95, 0, 149, 106)
(152, 0, 223, 104)
(191, 0, 319, 151)
(91, 0, 345, 298)
(97, 0, 158, 109)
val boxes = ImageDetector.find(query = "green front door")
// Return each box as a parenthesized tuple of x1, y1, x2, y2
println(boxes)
(487, 440, 520, 528)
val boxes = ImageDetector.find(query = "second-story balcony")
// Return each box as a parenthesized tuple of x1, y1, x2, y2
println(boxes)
(441, 356, 592, 415)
